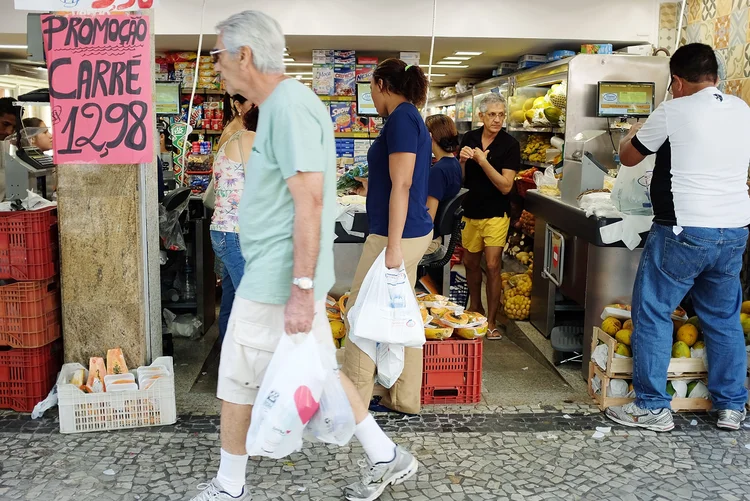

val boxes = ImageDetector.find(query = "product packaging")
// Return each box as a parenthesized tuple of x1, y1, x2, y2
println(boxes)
(517, 54, 547, 69)
(356, 65, 376, 83)
(369, 117, 383, 134)
(581, 44, 613, 54)
(334, 66, 356, 96)
(547, 50, 576, 62)
(330, 102, 353, 132)
(313, 49, 334, 65)
(334, 50, 356, 65)
(313, 65, 334, 96)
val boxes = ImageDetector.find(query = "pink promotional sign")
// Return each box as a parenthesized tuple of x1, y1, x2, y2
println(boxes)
(42, 14, 153, 165)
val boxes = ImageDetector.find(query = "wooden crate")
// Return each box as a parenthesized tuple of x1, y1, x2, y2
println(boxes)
(591, 327, 707, 379)
(588, 362, 712, 412)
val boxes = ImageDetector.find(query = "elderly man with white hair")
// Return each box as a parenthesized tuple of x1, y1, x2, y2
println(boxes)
(458, 93, 521, 339)
(188, 10, 418, 501)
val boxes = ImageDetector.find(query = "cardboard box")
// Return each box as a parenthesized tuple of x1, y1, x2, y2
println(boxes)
(356, 65, 376, 83)
(334, 50, 356, 65)
(581, 44, 613, 54)
(313, 65, 334, 96)
(330, 102, 353, 132)
(313, 49, 334, 65)
(547, 50, 575, 62)
(334, 66, 356, 96)
(358, 56, 379, 65)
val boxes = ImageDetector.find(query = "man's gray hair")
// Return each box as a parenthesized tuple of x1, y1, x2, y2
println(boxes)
(478, 93, 506, 113)
(216, 11, 286, 74)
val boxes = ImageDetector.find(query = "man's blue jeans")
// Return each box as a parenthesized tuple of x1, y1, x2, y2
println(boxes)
(632, 223, 748, 411)
(210, 231, 245, 341)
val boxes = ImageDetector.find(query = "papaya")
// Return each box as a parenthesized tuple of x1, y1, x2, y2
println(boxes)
(87, 357, 107, 391)
(510, 110, 526, 124)
(425, 323, 453, 340)
(543, 106, 562, 123)
(107, 348, 128, 375)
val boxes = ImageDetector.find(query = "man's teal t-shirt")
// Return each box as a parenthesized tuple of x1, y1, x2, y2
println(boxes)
(236, 79, 336, 305)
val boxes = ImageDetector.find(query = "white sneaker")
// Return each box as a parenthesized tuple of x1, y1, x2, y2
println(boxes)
(605, 401, 675, 432)
(717, 409, 746, 431)
(344, 446, 419, 501)
(188, 478, 249, 501)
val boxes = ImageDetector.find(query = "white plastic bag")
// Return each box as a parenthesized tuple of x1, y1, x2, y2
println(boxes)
(533, 166, 560, 197)
(246, 335, 329, 459)
(375, 343, 405, 389)
(31, 384, 58, 419)
(304, 368, 356, 446)
(347, 250, 425, 348)
(611, 157, 654, 215)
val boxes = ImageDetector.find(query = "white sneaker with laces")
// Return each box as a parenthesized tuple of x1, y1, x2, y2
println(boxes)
(188, 478, 249, 501)
(344, 446, 419, 501)
(717, 409, 746, 431)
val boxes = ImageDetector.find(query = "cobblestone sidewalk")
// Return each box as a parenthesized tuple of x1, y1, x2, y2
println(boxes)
(2, 410, 750, 501)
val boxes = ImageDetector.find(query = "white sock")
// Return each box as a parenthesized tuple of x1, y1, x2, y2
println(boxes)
(216, 448, 248, 497)
(355, 415, 397, 464)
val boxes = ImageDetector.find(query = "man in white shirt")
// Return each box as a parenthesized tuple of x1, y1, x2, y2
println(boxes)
(606, 43, 750, 432)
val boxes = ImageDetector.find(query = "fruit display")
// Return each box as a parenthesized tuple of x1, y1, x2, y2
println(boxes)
(521, 135, 552, 163)
(503, 273, 532, 321)
(518, 210, 535, 237)
(504, 230, 533, 259)
(326, 295, 348, 349)
(508, 84, 566, 129)
(417, 295, 488, 340)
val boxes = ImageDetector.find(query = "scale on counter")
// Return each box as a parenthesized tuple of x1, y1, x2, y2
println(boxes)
(1, 88, 56, 201)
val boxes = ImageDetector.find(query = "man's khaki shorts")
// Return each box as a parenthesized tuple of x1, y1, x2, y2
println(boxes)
(217, 296, 336, 406)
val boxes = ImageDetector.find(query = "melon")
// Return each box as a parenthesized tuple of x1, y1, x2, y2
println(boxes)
(107, 348, 128, 375)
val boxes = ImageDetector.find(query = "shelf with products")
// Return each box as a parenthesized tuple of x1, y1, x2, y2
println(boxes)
(188, 129, 223, 136)
(508, 126, 565, 134)
(521, 160, 561, 169)
(319, 95, 356, 102)
(335, 132, 375, 139)
(181, 88, 224, 95)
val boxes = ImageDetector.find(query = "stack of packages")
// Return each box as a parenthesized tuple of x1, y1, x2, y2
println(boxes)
(0, 207, 62, 412)
(155, 52, 221, 91)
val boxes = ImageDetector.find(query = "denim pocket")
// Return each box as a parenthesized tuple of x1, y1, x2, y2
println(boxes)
(210, 231, 227, 254)
(723, 243, 747, 280)
(661, 236, 708, 282)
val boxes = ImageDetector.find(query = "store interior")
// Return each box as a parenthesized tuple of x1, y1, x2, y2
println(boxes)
(0, 0, 703, 415)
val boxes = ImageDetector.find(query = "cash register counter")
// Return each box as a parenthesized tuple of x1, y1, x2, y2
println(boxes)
(525, 189, 645, 380)
(332, 211, 368, 297)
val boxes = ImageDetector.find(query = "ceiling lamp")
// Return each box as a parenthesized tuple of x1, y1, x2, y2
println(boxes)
(454, 51, 483, 56)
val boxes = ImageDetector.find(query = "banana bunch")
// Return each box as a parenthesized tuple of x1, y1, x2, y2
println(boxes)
(522, 134, 552, 163)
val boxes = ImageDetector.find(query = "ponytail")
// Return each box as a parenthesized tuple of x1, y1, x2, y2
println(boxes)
(373, 58, 429, 108)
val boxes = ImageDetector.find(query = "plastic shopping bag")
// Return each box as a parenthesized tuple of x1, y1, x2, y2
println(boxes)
(304, 367, 356, 446)
(375, 343, 405, 389)
(611, 157, 654, 215)
(347, 250, 425, 348)
(246, 334, 329, 459)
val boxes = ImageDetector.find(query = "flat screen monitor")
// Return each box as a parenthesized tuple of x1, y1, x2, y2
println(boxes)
(356, 82, 378, 116)
(597, 81, 655, 118)
(155, 82, 181, 115)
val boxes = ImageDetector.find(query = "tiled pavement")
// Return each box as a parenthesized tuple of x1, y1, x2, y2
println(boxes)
(3, 408, 750, 501)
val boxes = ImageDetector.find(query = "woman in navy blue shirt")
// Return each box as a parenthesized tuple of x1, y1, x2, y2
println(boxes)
(424, 114, 462, 256)
(343, 58, 433, 415)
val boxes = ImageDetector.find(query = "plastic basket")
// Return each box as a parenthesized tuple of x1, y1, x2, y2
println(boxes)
(0, 279, 61, 348)
(0, 340, 63, 412)
(0, 208, 58, 281)
(57, 356, 177, 434)
(449, 272, 469, 308)
(421, 337, 483, 405)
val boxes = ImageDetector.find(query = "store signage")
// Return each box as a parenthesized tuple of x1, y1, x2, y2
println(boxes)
(15, 0, 158, 11)
(42, 13, 153, 164)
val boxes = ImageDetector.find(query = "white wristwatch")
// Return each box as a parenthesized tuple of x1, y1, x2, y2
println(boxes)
(293, 277, 314, 290)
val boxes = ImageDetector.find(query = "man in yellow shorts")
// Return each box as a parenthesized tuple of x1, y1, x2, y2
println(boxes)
(458, 93, 521, 339)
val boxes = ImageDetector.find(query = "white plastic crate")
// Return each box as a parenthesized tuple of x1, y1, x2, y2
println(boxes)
(57, 356, 176, 434)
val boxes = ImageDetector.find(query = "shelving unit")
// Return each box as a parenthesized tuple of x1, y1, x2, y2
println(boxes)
(508, 126, 565, 134)
(521, 160, 562, 169)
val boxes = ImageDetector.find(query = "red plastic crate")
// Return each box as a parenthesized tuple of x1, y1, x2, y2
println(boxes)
(0, 340, 62, 412)
(0, 208, 58, 281)
(0, 279, 61, 348)
(421, 337, 483, 405)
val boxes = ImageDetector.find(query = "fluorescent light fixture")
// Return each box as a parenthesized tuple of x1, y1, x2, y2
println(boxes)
(436, 60, 462, 65)
(283, 57, 295, 62)
(444, 56, 471, 60)
(284, 72, 313, 76)
(299, 77, 312, 81)
(434, 63, 469, 68)
(284, 62, 314, 67)
(454, 51, 483, 56)
(0, 44, 27, 50)
(426, 73, 446, 77)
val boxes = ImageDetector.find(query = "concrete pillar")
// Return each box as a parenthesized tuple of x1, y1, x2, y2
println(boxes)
(59, 9, 162, 368)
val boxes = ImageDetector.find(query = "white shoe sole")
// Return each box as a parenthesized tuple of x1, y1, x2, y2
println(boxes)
(606, 412, 675, 432)
(346, 457, 419, 501)
(717, 422, 742, 431)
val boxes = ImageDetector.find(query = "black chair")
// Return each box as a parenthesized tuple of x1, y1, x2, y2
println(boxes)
(417, 188, 469, 296)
